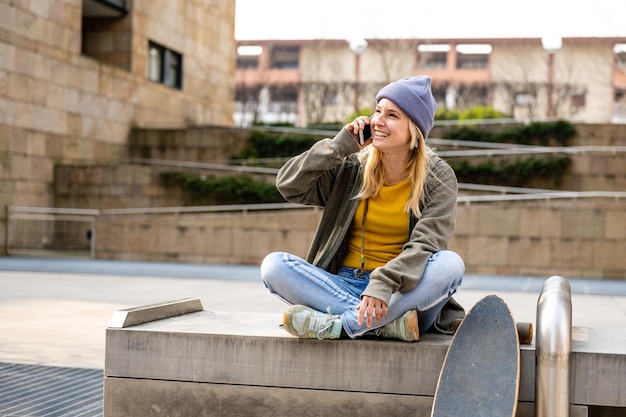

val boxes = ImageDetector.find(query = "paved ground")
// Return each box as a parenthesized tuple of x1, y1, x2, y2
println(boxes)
(0, 257, 625, 370)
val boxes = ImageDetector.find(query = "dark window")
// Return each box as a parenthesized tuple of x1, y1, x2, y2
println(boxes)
(419, 52, 447, 69)
(269, 85, 298, 112)
(235, 85, 261, 102)
(571, 91, 586, 108)
(324, 90, 337, 105)
(456, 52, 489, 69)
(615, 46, 626, 72)
(270, 46, 299, 69)
(81, 0, 130, 70)
(237, 45, 262, 69)
(455, 44, 491, 69)
(148, 41, 183, 89)
(237, 55, 259, 69)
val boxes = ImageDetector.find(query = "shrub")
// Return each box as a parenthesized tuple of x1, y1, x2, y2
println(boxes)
(450, 156, 571, 187)
(160, 172, 285, 205)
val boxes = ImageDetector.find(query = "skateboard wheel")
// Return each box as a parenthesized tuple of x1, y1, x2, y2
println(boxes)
(517, 322, 533, 344)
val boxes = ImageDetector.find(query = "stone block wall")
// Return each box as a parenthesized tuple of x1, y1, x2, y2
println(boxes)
(127, 125, 250, 163)
(51, 126, 624, 211)
(0, 0, 236, 249)
(95, 208, 321, 266)
(54, 164, 185, 209)
(92, 200, 625, 280)
(451, 201, 625, 279)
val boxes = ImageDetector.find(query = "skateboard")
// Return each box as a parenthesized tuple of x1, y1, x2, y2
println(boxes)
(431, 294, 522, 417)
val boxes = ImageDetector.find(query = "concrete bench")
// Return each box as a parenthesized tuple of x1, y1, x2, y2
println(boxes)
(103, 299, 626, 417)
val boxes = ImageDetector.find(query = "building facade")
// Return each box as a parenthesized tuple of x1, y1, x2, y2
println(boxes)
(0, 0, 236, 205)
(235, 37, 626, 127)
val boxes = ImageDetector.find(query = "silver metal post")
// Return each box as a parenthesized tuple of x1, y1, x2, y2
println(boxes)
(535, 275, 572, 417)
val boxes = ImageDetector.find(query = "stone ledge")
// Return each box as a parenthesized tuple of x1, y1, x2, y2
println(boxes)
(103, 301, 626, 416)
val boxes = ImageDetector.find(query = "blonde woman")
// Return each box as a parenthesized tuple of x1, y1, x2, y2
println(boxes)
(261, 76, 465, 341)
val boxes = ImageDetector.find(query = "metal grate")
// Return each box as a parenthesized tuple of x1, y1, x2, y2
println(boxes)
(0, 362, 102, 417)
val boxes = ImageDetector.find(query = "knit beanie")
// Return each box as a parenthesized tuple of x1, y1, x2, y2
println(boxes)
(375, 76, 437, 138)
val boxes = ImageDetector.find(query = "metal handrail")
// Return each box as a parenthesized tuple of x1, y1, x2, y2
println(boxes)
(6, 189, 624, 218)
(535, 275, 573, 417)
(457, 190, 626, 204)
(6, 206, 100, 216)
(98, 202, 312, 216)
(438, 145, 626, 158)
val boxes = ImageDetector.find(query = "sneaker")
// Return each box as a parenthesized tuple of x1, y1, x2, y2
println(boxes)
(375, 310, 420, 342)
(282, 305, 343, 340)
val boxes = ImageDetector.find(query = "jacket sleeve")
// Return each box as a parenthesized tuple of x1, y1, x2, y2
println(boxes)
(361, 157, 458, 305)
(276, 128, 360, 206)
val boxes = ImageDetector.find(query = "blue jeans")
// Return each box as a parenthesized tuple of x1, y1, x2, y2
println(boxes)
(260, 250, 464, 338)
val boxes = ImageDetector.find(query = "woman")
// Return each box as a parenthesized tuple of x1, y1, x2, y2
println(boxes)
(261, 76, 465, 342)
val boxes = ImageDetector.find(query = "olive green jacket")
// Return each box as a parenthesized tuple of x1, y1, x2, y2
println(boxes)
(276, 127, 464, 333)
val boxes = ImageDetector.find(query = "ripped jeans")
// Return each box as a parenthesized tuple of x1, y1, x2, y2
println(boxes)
(260, 250, 464, 338)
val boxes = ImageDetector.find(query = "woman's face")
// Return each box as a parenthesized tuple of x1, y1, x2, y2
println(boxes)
(370, 98, 411, 153)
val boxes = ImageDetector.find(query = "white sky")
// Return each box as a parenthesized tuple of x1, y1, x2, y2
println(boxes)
(235, 0, 626, 41)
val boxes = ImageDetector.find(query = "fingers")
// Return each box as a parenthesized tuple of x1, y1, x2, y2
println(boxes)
(357, 296, 388, 328)
(347, 116, 370, 135)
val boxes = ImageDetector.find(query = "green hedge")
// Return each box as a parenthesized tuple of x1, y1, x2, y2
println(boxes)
(444, 120, 575, 146)
(230, 130, 318, 160)
(450, 156, 571, 187)
(162, 120, 576, 204)
(160, 171, 285, 205)
(436, 106, 509, 121)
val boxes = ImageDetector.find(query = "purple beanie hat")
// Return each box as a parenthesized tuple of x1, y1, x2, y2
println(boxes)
(375, 76, 437, 138)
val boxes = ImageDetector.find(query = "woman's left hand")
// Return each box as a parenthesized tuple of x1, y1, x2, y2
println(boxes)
(356, 295, 388, 328)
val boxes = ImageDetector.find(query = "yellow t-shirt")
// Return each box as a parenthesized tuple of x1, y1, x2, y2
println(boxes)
(344, 179, 411, 271)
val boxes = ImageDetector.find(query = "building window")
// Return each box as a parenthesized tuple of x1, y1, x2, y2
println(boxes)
(324, 90, 337, 105)
(417, 44, 450, 70)
(456, 44, 491, 69)
(515, 92, 533, 106)
(571, 91, 586, 108)
(270, 45, 299, 69)
(81, 0, 130, 70)
(237, 45, 262, 69)
(148, 41, 183, 89)
(614, 44, 626, 73)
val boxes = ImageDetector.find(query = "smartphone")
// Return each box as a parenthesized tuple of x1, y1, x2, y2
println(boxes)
(359, 124, 372, 145)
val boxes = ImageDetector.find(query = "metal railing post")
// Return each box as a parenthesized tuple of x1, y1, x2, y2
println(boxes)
(535, 275, 572, 417)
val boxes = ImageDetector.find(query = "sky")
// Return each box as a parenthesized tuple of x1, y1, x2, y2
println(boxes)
(235, 0, 626, 41)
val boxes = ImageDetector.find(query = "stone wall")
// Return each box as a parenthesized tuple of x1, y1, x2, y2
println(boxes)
(54, 164, 185, 209)
(451, 200, 625, 279)
(52, 122, 625, 210)
(92, 200, 625, 280)
(95, 208, 321, 266)
(0, 0, 236, 249)
(127, 125, 250, 163)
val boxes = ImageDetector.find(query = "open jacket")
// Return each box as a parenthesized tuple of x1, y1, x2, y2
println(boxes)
(276, 127, 465, 334)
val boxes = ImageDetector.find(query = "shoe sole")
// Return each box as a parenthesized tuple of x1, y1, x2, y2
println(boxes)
(405, 310, 420, 342)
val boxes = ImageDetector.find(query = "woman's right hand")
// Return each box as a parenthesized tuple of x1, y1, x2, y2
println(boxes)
(346, 116, 373, 148)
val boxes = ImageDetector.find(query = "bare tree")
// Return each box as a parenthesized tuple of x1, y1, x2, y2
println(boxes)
(454, 82, 492, 109)
(370, 39, 417, 83)
(235, 83, 262, 125)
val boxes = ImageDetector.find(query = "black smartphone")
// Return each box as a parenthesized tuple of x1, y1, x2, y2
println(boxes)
(359, 124, 372, 145)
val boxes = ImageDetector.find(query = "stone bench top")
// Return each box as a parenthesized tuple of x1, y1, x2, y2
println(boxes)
(104, 299, 626, 408)
(108, 303, 626, 355)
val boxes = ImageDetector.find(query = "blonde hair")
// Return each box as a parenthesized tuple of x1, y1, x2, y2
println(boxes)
(355, 120, 434, 218)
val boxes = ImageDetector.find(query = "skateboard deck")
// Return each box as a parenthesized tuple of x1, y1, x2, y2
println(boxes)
(431, 294, 520, 417)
